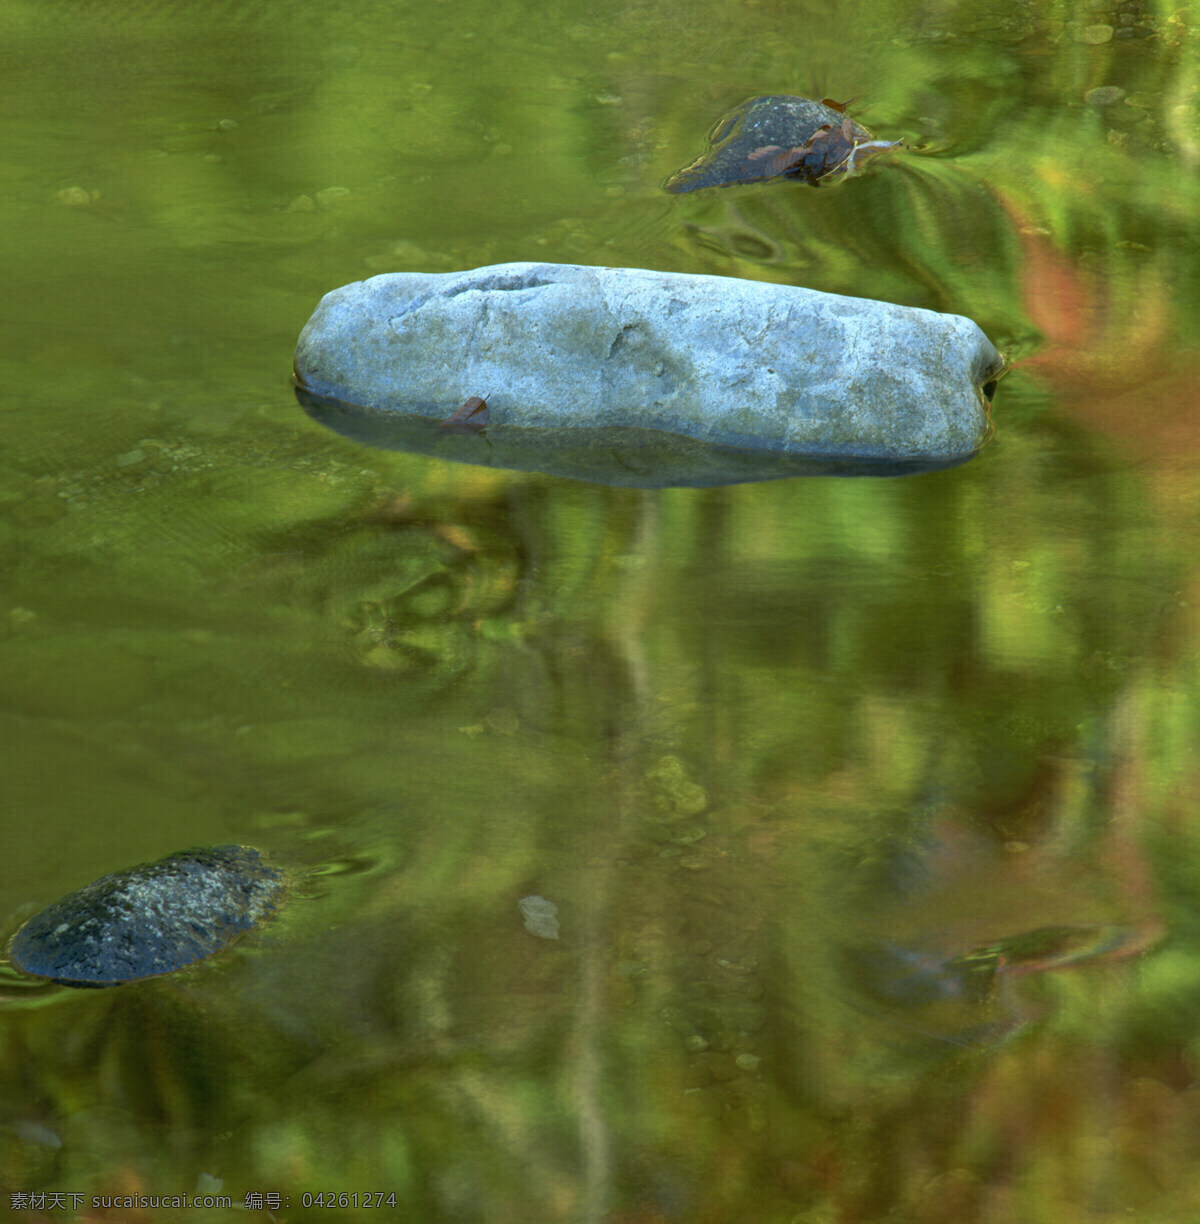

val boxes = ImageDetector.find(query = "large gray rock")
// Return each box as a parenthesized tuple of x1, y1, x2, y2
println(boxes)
(293, 262, 1004, 487)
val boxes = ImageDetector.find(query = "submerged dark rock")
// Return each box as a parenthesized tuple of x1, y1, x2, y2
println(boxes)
(664, 94, 902, 193)
(9, 846, 286, 988)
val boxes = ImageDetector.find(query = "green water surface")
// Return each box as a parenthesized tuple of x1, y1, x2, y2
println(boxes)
(2, 0, 1200, 1221)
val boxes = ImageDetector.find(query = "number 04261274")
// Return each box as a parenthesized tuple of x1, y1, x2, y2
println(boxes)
(301, 1192, 398, 1208)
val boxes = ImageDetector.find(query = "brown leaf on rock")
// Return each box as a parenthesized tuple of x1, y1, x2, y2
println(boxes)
(756, 148, 809, 178)
(440, 393, 490, 432)
(765, 121, 857, 184)
(736, 118, 873, 184)
(746, 131, 833, 179)
(806, 119, 859, 180)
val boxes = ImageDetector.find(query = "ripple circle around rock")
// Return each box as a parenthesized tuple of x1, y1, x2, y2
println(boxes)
(9, 845, 286, 988)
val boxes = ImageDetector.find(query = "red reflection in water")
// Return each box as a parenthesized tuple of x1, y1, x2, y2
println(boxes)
(1002, 194, 1200, 469)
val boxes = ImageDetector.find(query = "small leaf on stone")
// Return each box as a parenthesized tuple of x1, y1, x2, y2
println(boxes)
(440, 394, 490, 432)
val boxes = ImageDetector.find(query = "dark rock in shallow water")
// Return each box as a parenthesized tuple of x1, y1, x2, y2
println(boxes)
(664, 94, 902, 193)
(9, 846, 286, 988)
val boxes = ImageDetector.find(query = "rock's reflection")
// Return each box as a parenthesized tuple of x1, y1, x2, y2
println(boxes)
(295, 382, 982, 488)
(847, 921, 1160, 1051)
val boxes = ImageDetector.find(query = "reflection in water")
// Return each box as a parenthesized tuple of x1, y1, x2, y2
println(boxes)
(680, 201, 785, 265)
(1, 447, 1178, 1218)
(3, 0, 1200, 1218)
(847, 922, 1160, 1052)
(294, 381, 991, 487)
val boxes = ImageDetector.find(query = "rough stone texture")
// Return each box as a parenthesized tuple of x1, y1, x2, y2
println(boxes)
(9, 846, 286, 987)
(664, 94, 880, 192)
(294, 262, 1004, 487)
